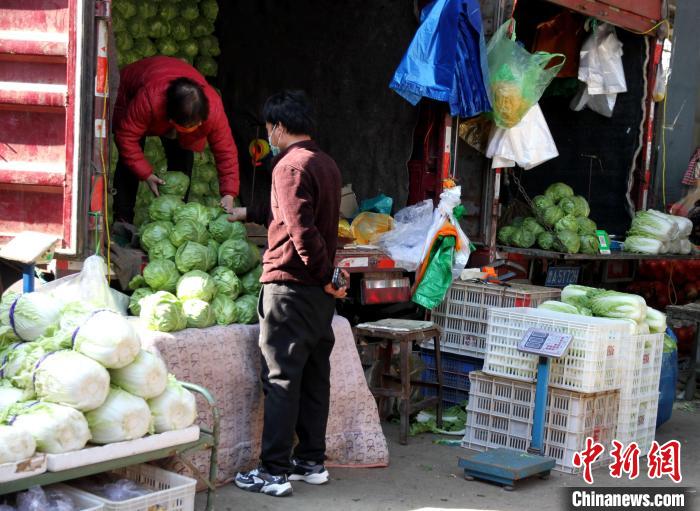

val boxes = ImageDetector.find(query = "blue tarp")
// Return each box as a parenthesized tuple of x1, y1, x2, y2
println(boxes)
(390, 0, 492, 118)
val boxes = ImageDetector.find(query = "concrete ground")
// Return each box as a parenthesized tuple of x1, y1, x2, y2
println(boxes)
(198, 404, 699, 511)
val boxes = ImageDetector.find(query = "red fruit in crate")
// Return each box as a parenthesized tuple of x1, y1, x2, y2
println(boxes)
(684, 282, 699, 301)
(638, 261, 653, 279)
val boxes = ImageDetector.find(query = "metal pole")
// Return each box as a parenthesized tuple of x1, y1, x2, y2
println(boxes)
(528, 356, 550, 456)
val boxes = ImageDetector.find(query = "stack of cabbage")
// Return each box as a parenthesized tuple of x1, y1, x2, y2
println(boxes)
(497, 182, 600, 254)
(623, 210, 694, 255)
(536, 284, 667, 336)
(112, 0, 220, 76)
(128, 190, 261, 332)
(126, 140, 227, 229)
(0, 293, 198, 463)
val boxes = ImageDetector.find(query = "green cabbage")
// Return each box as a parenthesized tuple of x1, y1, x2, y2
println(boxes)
(590, 291, 647, 322)
(143, 259, 180, 293)
(129, 288, 154, 316)
(544, 182, 574, 203)
(234, 295, 258, 324)
(140, 221, 173, 251)
(128, 274, 146, 291)
(629, 211, 677, 241)
(210, 180, 220, 195)
(497, 226, 517, 245)
(114, 0, 137, 18)
(173, 202, 210, 226)
(176, 270, 216, 302)
(194, 163, 217, 182)
(210, 266, 241, 300)
(158, 38, 179, 57)
(128, 18, 149, 39)
(195, 55, 218, 77)
(510, 228, 536, 248)
(115, 31, 133, 52)
(538, 301, 580, 315)
(561, 285, 598, 308)
(180, 40, 200, 58)
(248, 243, 261, 268)
(170, 18, 191, 41)
(139, 291, 187, 332)
(201, 0, 219, 21)
(132, 38, 157, 58)
(533, 194, 555, 211)
(556, 230, 581, 254)
(175, 241, 210, 273)
(577, 217, 597, 235)
(198, 35, 221, 57)
(218, 239, 255, 274)
(182, 299, 215, 328)
(158, 4, 178, 21)
(537, 231, 555, 250)
(555, 214, 579, 233)
(191, 17, 215, 38)
(522, 217, 545, 236)
(542, 206, 564, 227)
(112, 15, 126, 33)
(211, 294, 237, 325)
(208, 206, 223, 222)
(144, 137, 165, 164)
(230, 221, 247, 241)
(170, 219, 209, 247)
(645, 307, 667, 334)
(203, 196, 223, 208)
(182, 5, 200, 21)
(149, 195, 184, 222)
(579, 235, 599, 255)
(572, 196, 590, 217)
(511, 217, 525, 227)
(149, 239, 177, 261)
(148, 16, 171, 38)
(190, 181, 210, 197)
(207, 240, 219, 271)
(11, 293, 60, 342)
(160, 172, 190, 198)
(241, 266, 263, 296)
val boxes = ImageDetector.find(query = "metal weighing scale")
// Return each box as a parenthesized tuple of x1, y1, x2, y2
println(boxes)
(458, 327, 574, 490)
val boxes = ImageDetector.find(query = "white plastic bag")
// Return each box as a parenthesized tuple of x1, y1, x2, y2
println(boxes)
(377, 200, 434, 271)
(486, 103, 559, 170)
(40, 256, 128, 314)
(571, 23, 627, 117)
(417, 187, 471, 279)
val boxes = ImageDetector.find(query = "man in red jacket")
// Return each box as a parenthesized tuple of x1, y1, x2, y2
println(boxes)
(112, 56, 240, 223)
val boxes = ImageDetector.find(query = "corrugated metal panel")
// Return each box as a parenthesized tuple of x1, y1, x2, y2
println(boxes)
(0, 0, 83, 254)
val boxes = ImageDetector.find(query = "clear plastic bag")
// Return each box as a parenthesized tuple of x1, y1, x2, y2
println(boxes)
(377, 200, 434, 271)
(488, 20, 565, 128)
(486, 103, 558, 169)
(350, 213, 394, 245)
(16, 486, 77, 511)
(39, 255, 128, 314)
(74, 476, 152, 501)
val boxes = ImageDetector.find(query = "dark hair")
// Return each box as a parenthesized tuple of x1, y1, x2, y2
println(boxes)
(262, 90, 315, 135)
(166, 77, 210, 126)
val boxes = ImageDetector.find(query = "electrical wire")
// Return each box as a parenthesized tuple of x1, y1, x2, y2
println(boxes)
(628, 19, 670, 36)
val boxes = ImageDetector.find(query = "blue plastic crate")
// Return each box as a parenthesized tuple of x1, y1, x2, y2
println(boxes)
(422, 368, 471, 391)
(420, 348, 483, 375)
(422, 386, 469, 409)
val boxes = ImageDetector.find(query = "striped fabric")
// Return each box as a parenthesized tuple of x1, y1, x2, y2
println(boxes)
(683, 147, 700, 185)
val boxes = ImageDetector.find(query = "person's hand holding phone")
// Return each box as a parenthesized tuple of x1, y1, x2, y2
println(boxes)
(324, 268, 349, 299)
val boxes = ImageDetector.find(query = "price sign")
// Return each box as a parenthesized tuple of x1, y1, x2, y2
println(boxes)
(517, 328, 573, 359)
(545, 266, 580, 288)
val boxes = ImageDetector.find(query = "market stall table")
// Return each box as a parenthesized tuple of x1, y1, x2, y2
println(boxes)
(137, 315, 390, 485)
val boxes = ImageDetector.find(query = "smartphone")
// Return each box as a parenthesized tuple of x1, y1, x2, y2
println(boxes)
(331, 268, 347, 290)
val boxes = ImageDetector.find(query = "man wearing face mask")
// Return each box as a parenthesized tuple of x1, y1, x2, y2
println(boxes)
(229, 90, 347, 497)
(112, 56, 240, 223)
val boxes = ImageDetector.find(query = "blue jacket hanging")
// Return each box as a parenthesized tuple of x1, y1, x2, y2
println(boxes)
(390, 0, 492, 118)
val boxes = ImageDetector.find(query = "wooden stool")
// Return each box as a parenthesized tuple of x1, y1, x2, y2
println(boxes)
(354, 319, 443, 445)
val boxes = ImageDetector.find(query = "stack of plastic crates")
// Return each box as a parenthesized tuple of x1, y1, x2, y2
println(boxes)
(616, 332, 664, 454)
(461, 307, 631, 473)
(462, 372, 619, 474)
(427, 281, 561, 359)
(419, 348, 483, 408)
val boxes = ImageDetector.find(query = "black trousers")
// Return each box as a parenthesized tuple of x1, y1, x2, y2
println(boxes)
(113, 137, 194, 224)
(258, 282, 336, 475)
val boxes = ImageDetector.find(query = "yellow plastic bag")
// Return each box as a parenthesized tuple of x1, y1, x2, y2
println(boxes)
(338, 219, 353, 239)
(351, 212, 394, 245)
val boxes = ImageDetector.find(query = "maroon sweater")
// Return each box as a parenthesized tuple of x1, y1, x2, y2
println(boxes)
(248, 141, 341, 286)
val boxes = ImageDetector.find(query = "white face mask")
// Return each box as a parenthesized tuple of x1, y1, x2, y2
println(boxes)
(268, 124, 281, 156)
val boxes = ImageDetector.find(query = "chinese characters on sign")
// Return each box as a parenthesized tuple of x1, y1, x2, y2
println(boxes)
(572, 438, 682, 484)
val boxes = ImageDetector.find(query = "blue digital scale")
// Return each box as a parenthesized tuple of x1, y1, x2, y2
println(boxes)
(459, 328, 574, 490)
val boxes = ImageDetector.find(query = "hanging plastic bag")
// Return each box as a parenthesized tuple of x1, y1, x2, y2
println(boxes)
(377, 200, 434, 271)
(487, 20, 565, 128)
(571, 23, 627, 117)
(486, 103, 558, 170)
(350, 212, 394, 245)
(359, 194, 393, 215)
(412, 235, 456, 309)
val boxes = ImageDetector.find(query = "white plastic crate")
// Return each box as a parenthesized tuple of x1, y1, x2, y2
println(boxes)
(69, 465, 196, 511)
(427, 282, 561, 358)
(462, 371, 619, 474)
(482, 308, 628, 393)
(617, 391, 659, 455)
